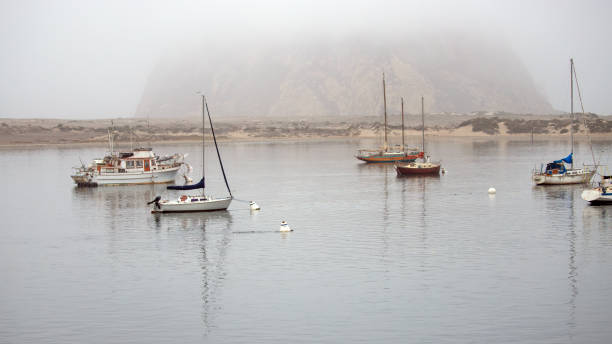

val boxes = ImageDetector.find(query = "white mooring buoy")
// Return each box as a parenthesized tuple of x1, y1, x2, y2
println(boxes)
(280, 220, 292, 232)
(488, 187, 496, 194)
(249, 201, 260, 211)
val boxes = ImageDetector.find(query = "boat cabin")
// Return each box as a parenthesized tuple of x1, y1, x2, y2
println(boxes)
(544, 162, 566, 175)
(92, 148, 178, 175)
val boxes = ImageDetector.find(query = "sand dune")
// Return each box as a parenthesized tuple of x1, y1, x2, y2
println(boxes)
(1, 113, 610, 147)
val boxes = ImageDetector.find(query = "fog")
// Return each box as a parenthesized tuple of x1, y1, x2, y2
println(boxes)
(1, 0, 610, 118)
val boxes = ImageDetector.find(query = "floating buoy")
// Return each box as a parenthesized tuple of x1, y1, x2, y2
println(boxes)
(488, 187, 496, 194)
(441, 168, 446, 174)
(249, 201, 260, 211)
(280, 220, 292, 232)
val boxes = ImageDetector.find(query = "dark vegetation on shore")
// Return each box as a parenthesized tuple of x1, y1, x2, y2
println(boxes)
(457, 113, 612, 135)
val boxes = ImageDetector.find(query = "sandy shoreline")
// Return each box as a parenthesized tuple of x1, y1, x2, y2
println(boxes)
(1, 114, 610, 148)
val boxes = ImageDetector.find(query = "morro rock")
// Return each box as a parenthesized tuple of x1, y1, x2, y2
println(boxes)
(136, 34, 552, 118)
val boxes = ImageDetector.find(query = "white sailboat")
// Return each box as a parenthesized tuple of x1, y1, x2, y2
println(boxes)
(533, 58, 595, 185)
(581, 175, 612, 205)
(150, 95, 232, 213)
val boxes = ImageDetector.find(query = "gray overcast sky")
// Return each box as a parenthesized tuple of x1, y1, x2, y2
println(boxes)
(0, 0, 610, 118)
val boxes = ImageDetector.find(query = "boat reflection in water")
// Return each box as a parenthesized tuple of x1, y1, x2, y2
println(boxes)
(151, 210, 234, 333)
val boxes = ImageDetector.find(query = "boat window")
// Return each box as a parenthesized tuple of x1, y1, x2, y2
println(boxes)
(104, 168, 114, 173)
(191, 199, 199, 202)
(136, 160, 143, 168)
(126, 160, 135, 168)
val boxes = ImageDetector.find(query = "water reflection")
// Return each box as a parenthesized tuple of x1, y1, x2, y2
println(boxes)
(72, 184, 159, 211)
(199, 212, 233, 335)
(532, 184, 580, 203)
(471, 140, 498, 154)
(355, 161, 394, 172)
(534, 184, 578, 339)
(151, 211, 233, 334)
(566, 189, 578, 339)
(582, 205, 611, 229)
(74, 184, 234, 335)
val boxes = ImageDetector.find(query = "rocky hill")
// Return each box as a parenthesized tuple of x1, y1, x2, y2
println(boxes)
(136, 34, 553, 118)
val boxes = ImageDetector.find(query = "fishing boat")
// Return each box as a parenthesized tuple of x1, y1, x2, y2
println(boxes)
(356, 73, 422, 163)
(396, 97, 441, 176)
(533, 59, 595, 185)
(150, 95, 232, 213)
(70, 129, 185, 186)
(581, 175, 612, 205)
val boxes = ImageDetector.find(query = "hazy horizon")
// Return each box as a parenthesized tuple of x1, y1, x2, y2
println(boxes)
(1, 0, 611, 118)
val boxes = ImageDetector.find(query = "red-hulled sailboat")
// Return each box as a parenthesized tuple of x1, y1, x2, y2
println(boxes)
(396, 96, 441, 176)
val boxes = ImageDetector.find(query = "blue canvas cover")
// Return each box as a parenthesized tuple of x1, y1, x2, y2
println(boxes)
(553, 153, 573, 164)
(167, 177, 205, 190)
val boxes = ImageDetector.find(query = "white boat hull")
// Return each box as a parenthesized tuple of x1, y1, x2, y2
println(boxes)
(72, 166, 181, 186)
(582, 189, 612, 204)
(533, 170, 594, 185)
(153, 196, 232, 213)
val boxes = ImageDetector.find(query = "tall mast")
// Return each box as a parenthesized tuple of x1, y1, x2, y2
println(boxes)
(382, 73, 388, 151)
(109, 120, 114, 155)
(570, 58, 574, 170)
(107, 128, 112, 155)
(401, 97, 405, 152)
(202, 95, 206, 195)
(421, 96, 425, 154)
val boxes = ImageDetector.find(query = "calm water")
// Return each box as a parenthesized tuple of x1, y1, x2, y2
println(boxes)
(1, 137, 611, 343)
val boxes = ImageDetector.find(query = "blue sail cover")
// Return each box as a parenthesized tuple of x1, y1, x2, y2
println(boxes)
(553, 153, 573, 164)
(167, 177, 205, 190)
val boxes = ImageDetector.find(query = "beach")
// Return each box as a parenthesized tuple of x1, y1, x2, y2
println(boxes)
(1, 113, 611, 147)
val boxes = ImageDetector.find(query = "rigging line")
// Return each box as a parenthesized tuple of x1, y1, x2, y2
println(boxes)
(572, 63, 598, 167)
(204, 97, 233, 198)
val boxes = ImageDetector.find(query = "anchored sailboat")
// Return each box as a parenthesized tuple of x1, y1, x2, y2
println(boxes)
(150, 95, 232, 213)
(395, 96, 441, 176)
(533, 59, 595, 185)
(356, 73, 422, 163)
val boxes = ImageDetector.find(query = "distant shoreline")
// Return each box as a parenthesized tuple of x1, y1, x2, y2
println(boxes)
(1, 114, 611, 148)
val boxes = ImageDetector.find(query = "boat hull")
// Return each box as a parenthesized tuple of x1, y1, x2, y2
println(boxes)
(357, 156, 417, 163)
(72, 166, 181, 186)
(356, 151, 422, 163)
(581, 189, 612, 204)
(396, 163, 441, 175)
(152, 197, 232, 213)
(533, 170, 594, 185)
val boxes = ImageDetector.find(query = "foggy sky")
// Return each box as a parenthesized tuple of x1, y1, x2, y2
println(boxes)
(1, 0, 610, 118)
